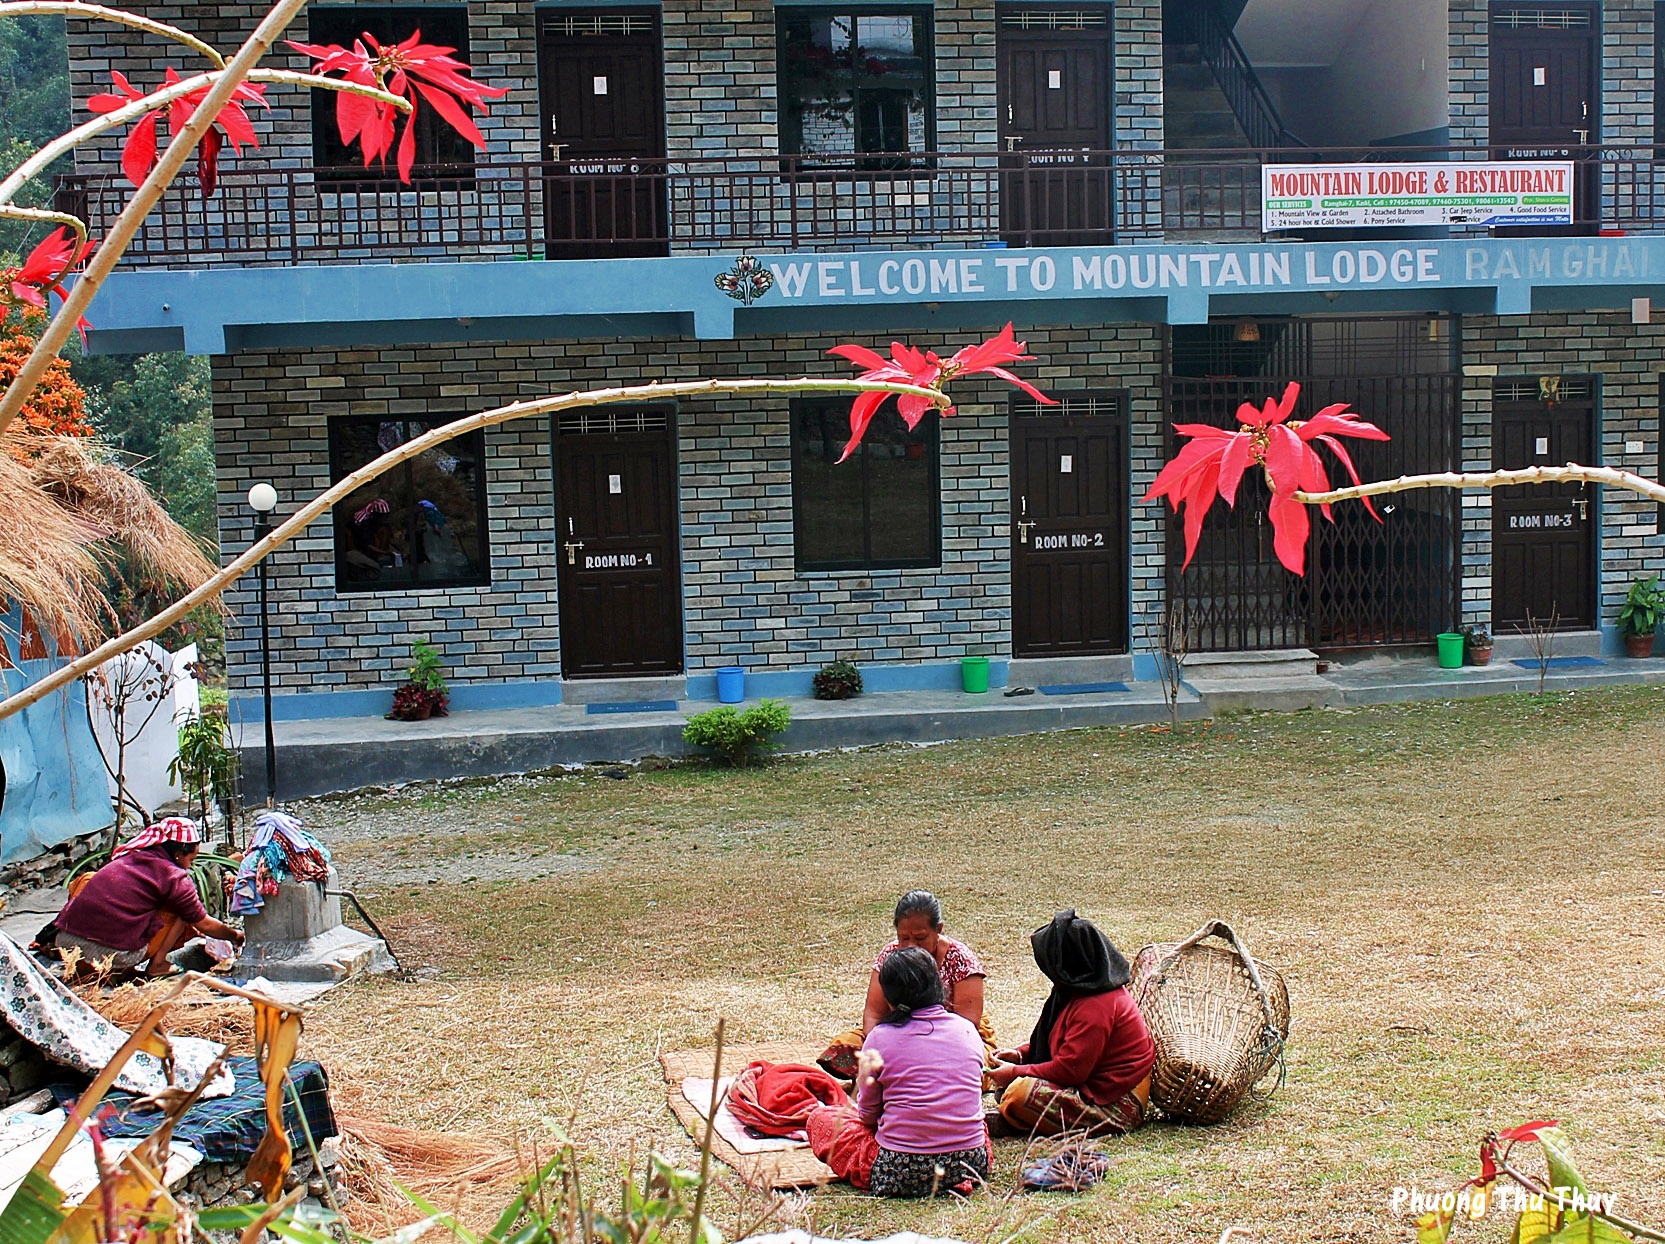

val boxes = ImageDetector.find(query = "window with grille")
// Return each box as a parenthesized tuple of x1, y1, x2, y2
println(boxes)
(329, 415, 490, 591)
(790, 397, 939, 570)
(307, 6, 477, 183)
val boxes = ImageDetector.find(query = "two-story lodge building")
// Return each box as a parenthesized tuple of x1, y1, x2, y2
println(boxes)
(63, 0, 1665, 730)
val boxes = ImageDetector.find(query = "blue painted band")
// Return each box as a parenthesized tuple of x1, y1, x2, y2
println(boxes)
(230, 677, 565, 721)
(685, 660, 1009, 701)
(85, 236, 1665, 356)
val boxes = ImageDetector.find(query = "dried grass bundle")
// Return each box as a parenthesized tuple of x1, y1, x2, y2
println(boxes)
(77, 979, 255, 1046)
(0, 443, 109, 641)
(28, 436, 219, 596)
(339, 1115, 521, 1188)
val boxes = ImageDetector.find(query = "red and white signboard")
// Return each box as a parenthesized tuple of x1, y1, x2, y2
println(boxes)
(1263, 162, 1575, 229)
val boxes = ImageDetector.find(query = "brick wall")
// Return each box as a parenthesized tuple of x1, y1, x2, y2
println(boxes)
(1448, 0, 1487, 146)
(1460, 312, 1665, 632)
(213, 327, 1165, 700)
(1451, 0, 1653, 147)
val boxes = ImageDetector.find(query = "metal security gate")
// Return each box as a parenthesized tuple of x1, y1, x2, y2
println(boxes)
(1165, 319, 1461, 652)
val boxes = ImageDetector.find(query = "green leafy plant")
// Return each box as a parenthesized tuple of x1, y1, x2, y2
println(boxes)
(168, 711, 241, 828)
(811, 658, 863, 700)
(408, 640, 447, 693)
(404, 1126, 784, 1244)
(682, 700, 791, 765)
(1617, 574, 1665, 638)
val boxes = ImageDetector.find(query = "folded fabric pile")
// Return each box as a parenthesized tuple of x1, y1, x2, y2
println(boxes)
(229, 812, 332, 917)
(726, 1061, 849, 1140)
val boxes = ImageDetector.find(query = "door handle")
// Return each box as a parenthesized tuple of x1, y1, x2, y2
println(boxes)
(563, 538, 585, 565)
(1005, 136, 1022, 151)
(1016, 520, 1036, 545)
(549, 142, 569, 160)
(1573, 499, 1588, 520)
(1573, 129, 1589, 144)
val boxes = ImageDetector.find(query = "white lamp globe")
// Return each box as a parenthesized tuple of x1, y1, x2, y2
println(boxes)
(247, 482, 278, 513)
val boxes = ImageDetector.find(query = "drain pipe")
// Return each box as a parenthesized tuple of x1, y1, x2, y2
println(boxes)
(326, 889, 407, 978)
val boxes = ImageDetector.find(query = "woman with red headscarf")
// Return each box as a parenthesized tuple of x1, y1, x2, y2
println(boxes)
(51, 818, 244, 979)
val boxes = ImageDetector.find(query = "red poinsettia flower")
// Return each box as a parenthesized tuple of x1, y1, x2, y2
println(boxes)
(289, 29, 507, 183)
(3, 228, 95, 341)
(1146, 381, 1388, 576)
(828, 323, 1057, 462)
(89, 68, 267, 197)
(1498, 1120, 1559, 1144)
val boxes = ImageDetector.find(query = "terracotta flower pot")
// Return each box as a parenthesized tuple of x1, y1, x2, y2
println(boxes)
(1625, 632, 1656, 658)
(1468, 645, 1493, 667)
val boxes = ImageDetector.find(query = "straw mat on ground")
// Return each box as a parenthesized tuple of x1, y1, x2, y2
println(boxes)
(662, 1044, 835, 1189)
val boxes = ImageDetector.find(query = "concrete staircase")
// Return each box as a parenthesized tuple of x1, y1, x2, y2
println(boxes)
(1162, 41, 1262, 239)
(1007, 655, 1136, 689)
(1183, 648, 1340, 713)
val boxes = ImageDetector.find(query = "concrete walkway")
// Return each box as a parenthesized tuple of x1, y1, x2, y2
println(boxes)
(250, 642, 1665, 799)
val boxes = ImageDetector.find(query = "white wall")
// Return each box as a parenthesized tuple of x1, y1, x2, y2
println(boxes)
(88, 641, 201, 821)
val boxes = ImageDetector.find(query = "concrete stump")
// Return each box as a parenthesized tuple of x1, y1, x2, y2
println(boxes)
(234, 867, 388, 983)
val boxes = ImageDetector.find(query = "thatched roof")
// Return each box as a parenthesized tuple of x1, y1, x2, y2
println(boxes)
(0, 433, 218, 648)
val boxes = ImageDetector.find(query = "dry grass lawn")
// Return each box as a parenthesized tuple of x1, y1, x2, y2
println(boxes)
(292, 687, 1665, 1243)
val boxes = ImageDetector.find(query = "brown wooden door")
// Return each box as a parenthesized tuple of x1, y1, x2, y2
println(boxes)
(997, 7, 1112, 246)
(1489, 4, 1598, 227)
(1011, 394, 1127, 657)
(1492, 383, 1595, 630)
(537, 10, 667, 259)
(554, 409, 682, 676)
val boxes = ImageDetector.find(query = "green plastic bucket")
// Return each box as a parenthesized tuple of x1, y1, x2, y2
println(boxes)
(961, 656, 991, 694)
(1436, 632, 1465, 669)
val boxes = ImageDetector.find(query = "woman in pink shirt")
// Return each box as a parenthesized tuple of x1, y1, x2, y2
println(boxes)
(817, 889, 996, 1080)
(807, 948, 990, 1196)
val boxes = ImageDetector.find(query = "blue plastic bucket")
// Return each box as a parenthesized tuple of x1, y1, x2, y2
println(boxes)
(716, 666, 745, 704)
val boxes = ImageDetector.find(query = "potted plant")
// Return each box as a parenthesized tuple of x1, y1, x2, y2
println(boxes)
(1618, 574, 1665, 657)
(812, 658, 863, 700)
(387, 640, 450, 720)
(1463, 626, 1493, 667)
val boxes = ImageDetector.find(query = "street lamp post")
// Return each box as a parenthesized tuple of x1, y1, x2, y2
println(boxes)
(246, 482, 278, 807)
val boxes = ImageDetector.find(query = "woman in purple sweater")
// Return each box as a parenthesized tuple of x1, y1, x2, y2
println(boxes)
(808, 947, 990, 1196)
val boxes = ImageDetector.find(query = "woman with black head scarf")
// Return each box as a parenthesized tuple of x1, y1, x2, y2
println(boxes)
(986, 909, 1155, 1137)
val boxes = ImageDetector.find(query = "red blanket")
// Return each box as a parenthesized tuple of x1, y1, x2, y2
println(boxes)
(726, 1061, 848, 1137)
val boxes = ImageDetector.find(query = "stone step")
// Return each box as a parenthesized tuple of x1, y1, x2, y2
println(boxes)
(1188, 673, 1341, 714)
(1185, 648, 1321, 680)
(1488, 629, 1602, 661)
(559, 675, 685, 705)
(1007, 655, 1136, 688)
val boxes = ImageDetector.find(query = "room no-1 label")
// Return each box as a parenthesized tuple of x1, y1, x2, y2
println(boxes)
(584, 550, 655, 569)
(1032, 532, 1105, 550)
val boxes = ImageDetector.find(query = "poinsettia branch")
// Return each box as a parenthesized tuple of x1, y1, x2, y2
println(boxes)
(0, 377, 952, 723)
(0, 69, 407, 289)
(1294, 464, 1665, 507)
(1493, 1152, 1665, 1242)
(0, 0, 324, 438)
(0, 1, 227, 69)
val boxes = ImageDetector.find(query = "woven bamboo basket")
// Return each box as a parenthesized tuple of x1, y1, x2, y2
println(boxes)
(1129, 919, 1290, 1125)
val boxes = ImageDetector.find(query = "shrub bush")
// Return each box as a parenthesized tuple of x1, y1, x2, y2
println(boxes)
(682, 699, 791, 765)
(812, 658, 863, 700)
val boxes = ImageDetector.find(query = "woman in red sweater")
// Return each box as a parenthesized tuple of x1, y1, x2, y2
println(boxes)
(986, 910, 1155, 1137)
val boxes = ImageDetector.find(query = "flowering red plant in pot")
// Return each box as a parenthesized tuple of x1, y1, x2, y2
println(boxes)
(386, 640, 450, 721)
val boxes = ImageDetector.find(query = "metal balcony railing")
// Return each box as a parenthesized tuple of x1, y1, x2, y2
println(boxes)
(51, 146, 1665, 270)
